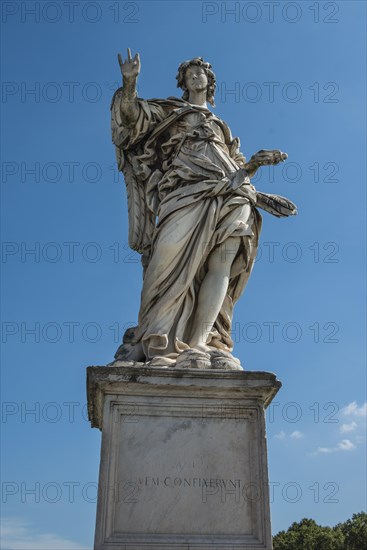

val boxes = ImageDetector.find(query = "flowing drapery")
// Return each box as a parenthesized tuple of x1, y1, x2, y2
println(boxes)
(111, 94, 262, 360)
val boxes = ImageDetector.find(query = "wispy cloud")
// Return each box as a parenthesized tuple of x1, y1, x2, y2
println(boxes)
(290, 430, 303, 439)
(339, 401, 366, 438)
(0, 518, 88, 550)
(341, 401, 367, 418)
(340, 421, 357, 434)
(274, 430, 303, 440)
(337, 439, 356, 451)
(317, 446, 334, 454)
(314, 438, 357, 455)
(311, 401, 366, 456)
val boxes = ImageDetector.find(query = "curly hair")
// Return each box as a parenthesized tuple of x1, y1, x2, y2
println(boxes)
(176, 57, 216, 107)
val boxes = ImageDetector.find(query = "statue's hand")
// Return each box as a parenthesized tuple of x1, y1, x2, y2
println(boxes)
(250, 149, 288, 167)
(118, 48, 141, 80)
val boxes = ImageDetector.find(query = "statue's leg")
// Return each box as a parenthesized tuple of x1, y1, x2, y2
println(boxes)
(189, 236, 242, 352)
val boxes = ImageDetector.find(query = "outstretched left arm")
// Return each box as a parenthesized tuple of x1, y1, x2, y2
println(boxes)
(244, 149, 288, 178)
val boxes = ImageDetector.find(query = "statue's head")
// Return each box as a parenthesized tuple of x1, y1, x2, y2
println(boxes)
(176, 57, 216, 106)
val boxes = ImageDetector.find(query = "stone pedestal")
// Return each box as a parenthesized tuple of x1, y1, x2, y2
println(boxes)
(87, 365, 281, 550)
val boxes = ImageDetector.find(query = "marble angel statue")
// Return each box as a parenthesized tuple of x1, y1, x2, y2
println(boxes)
(110, 49, 297, 368)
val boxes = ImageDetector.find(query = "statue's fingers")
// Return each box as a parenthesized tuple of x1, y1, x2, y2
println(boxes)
(273, 150, 283, 162)
(127, 48, 132, 62)
(118, 53, 123, 68)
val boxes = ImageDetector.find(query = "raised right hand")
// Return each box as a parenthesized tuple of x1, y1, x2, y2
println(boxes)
(118, 48, 141, 79)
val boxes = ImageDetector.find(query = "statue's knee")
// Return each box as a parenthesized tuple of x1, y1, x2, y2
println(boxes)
(209, 240, 239, 271)
(208, 247, 231, 274)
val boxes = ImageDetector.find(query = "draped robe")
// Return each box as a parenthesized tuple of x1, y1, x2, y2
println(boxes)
(111, 93, 263, 361)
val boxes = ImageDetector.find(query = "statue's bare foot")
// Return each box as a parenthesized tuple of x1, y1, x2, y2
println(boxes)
(189, 342, 213, 353)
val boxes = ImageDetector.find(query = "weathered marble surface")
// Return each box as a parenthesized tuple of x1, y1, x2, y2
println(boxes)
(110, 348, 243, 370)
(88, 365, 280, 549)
(110, 51, 297, 366)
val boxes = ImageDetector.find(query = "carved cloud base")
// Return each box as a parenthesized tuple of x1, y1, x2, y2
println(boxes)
(110, 348, 243, 370)
(87, 365, 281, 550)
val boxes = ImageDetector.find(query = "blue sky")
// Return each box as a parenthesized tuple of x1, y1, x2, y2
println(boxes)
(1, 0, 366, 547)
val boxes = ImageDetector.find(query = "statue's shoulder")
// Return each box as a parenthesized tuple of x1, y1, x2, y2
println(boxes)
(111, 92, 186, 113)
(110, 87, 123, 109)
(153, 96, 186, 105)
(146, 97, 189, 112)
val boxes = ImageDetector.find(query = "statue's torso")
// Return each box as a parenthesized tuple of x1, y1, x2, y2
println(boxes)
(158, 107, 238, 182)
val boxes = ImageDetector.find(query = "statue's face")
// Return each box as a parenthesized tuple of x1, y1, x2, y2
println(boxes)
(184, 65, 208, 95)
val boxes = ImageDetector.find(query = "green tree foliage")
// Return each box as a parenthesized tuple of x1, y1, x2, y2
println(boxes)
(336, 512, 367, 550)
(273, 512, 367, 550)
